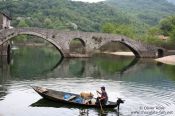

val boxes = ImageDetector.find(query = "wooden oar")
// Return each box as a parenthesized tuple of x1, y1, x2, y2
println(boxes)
(96, 91, 104, 114)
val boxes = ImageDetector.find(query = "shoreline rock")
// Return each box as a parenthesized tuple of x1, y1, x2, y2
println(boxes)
(155, 55, 175, 65)
(103, 52, 134, 56)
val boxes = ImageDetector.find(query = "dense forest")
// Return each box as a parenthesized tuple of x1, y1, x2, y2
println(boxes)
(0, 0, 133, 32)
(0, 0, 175, 48)
(108, 0, 175, 26)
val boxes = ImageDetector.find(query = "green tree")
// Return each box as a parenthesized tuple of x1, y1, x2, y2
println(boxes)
(159, 16, 175, 36)
(15, 19, 29, 41)
(101, 23, 116, 33)
(148, 27, 160, 36)
(169, 26, 175, 42)
(101, 22, 135, 38)
(44, 18, 53, 28)
(17, 19, 29, 27)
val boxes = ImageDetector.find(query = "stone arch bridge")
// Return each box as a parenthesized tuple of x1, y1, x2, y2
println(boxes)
(0, 27, 165, 58)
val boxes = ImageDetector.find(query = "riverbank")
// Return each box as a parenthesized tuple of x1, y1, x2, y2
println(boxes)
(103, 52, 134, 56)
(155, 55, 175, 65)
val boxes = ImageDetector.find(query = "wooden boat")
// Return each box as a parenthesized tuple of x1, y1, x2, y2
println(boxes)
(32, 86, 124, 109)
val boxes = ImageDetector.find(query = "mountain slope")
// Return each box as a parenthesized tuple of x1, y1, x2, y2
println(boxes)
(107, 0, 175, 26)
(0, 0, 175, 32)
(0, 0, 133, 32)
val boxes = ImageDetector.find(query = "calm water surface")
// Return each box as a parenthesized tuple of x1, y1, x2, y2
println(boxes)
(0, 46, 175, 116)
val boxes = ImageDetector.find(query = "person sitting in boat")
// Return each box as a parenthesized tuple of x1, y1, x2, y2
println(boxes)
(96, 86, 108, 105)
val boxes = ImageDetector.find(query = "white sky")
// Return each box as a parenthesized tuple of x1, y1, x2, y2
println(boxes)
(72, 0, 106, 3)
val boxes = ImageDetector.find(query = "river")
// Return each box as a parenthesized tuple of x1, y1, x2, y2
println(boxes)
(0, 46, 175, 116)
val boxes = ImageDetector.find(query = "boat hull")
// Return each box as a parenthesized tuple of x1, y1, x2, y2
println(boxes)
(32, 86, 118, 109)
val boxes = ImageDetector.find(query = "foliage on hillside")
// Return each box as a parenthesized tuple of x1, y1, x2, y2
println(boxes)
(0, 0, 133, 32)
(107, 0, 175, 26)
(101, 22, 136, 38)
(103, 0, 175, 48)
(159, 16, 175, 35)
(1, 0, 175, 32)
(101, 15, 175, 49)
(142, 15, 175, 48)
(159, 16, 175, 41)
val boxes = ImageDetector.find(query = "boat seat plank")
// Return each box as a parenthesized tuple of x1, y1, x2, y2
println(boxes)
(66, 95, 76, 101)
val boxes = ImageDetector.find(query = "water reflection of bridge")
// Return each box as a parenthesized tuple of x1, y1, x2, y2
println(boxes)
(0, 55, 162, 81)
(0, 55, 138, 80)
(0, 56, 10, 100)
(50, 55, 139, 78)
(0, 54, 165, 101)
(50, 56, 162, 80)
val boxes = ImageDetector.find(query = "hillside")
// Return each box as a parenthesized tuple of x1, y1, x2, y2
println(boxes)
(0, 0, 175, 33)
(107, 0, 175, 26)
(0, 0, 133, 32)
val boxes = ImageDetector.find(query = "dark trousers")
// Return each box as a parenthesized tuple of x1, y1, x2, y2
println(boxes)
(96, 97, 106, 106)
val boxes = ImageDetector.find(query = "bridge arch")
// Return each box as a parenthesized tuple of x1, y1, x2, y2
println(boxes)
(69, 38, 86, 46)
(1, 32, 64, 57)
(69, 38, 86, 54)
(156, 49, 164, 58)
(98, 39, 140, 57)
(119, 41, 140, 57)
